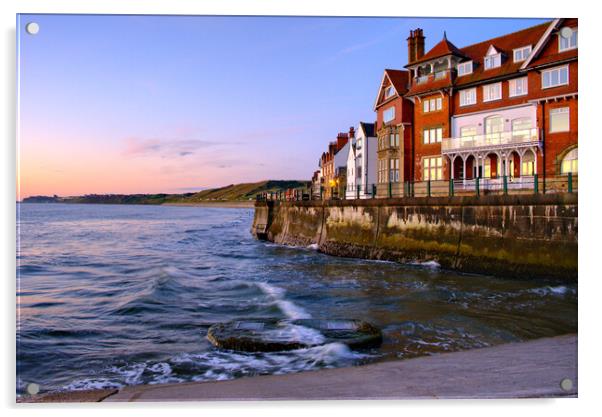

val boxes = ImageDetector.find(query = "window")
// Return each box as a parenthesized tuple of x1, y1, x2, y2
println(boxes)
(561, 148, 578, 174)
(457, 61, 473, 76)
(423, 157, 443, 181)
(389, 132, 400, 147)
(549, 107, 570, 133)
(512, 118, 532, 139)
(559, 28, 577, 52)
(459, 88, 476, 106)
(423, 97, 442, 113)
(484, 53, 501, 70)
(383, 106, 395, 123)
(483, 82, 502, 102)
(485, 116, 504, 134)
(389, 159, 400, 182)
(460, 125, 477, 138)
(513, 46, 532, 62)
(423, 127, 443, 144)
(378, 159, 387, 183)
(542, 66, 569, 89)
(384, 86, 395, 99)
(509, 77, 528, 97)
(521, 151, 535, 176)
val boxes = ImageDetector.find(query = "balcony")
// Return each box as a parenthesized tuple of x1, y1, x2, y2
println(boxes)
(441, 128, 541, 154)
(413, 69, 451, 87)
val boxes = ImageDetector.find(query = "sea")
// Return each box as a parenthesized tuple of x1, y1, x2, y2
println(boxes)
(16, 203, 577, 395)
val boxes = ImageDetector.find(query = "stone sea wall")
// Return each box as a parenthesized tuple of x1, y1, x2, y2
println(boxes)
(252, 194, 578, 281)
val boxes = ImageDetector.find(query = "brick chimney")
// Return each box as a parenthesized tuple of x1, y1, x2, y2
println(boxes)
(348, 126, 355, 138)
(336, 132, 349, 150)
(407, 28, 425, 64)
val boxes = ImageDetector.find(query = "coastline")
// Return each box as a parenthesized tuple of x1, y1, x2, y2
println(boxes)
(19, 334, 577, 402)
(162, 201, 255, 209)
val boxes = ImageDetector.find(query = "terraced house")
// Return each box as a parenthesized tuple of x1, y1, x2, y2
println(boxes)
(374, 69, 413, 196)
(404, 18, 577, 191)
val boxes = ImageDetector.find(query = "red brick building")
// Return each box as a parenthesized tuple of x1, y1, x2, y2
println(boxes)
(403, 18, 577, 190)
(319, 132, 349, 198)
(373, 69, 413, 195)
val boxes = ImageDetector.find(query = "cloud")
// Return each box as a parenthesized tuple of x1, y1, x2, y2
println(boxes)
(122, 137, 217, 159)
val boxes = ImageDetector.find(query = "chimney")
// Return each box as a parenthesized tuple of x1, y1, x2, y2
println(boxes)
(336, 133, 349, 150)
(349, 126, 355, 138)
(414, 28, 425, 62)
(407, 29, 416, 64)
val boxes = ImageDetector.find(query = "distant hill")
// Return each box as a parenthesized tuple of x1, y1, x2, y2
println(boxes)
(20, 180, 310, 205)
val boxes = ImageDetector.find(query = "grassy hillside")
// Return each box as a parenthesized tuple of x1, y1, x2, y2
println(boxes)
(182, 180, 310, 202)
(21, 180, 310, 205)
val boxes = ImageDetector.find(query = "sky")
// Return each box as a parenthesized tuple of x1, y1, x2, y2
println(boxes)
(17, 14, 549, 198)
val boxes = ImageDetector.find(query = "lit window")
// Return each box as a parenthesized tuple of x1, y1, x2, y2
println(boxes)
(559, 28, 578, 52)
(423, 157, 443, 181)
(513, 46, 532, 62)
(521, 151, 535, 176)
(542, 66, 569, 89)
(484, 53, 501, 70)
(549, 107, 570, 133)
(459, 88, 476, 106)
(512, 118, 532, 139)
(483, 82, 502, 101)
(561, 148, 578, 174)
(460, 126, 477, 138)
(423, 127, 443, 144)
(457, 61, 473, 76)
(383, 106, 395, 123)
(509, 77, 528, 97)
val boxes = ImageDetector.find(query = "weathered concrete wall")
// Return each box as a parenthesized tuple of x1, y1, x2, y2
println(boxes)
(252, 194, 577, 282)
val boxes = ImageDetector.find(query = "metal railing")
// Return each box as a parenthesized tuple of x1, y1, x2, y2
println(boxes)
(442, 128, 540, 153)
(256, 173, 577, 202)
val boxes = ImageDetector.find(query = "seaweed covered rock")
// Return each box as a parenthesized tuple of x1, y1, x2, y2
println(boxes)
(207, 318, 382, 352)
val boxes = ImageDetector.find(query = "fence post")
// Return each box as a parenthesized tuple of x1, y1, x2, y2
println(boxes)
(427, 180, 431, 197)
(357, 184, 360, 200)
(320, 186, 323, 200)
(449, 179, 454, 197)
(503, 175, 508, 195)
(388, 182, 392, 198)
(568, 172, 573, 193)
(372, 184, 376, 199)
(534, 174, 538, 194)
(475, 177, 480, 197)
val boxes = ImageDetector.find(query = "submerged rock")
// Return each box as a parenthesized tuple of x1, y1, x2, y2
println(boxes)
(207, 319, 382, 352)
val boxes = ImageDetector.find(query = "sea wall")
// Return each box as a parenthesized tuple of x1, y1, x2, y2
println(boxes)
(251, 194, 578, 281)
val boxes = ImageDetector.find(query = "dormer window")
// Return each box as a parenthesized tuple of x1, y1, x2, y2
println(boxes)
(457, 61, 473, 76)
(559, 27, 577, 52)
(513, 45, 532, 62)
(484, 45, 502, 70)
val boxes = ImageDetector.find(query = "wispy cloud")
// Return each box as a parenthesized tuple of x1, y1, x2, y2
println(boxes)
(122, 137, 218, 159)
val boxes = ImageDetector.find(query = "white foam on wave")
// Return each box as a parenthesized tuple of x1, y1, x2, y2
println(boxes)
(408, 260, 441, 269)
(255, 281, 311, 320)
(307, 243, 319, 250)
(527, 285, 575, 297)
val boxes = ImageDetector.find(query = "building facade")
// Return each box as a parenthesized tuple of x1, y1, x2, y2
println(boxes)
(345, 122, 377, 199)
(405, 18, 577, 191)
(374, 69, 413, 196)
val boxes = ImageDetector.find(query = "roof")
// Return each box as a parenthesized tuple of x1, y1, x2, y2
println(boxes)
(453, 21, 551, 87)
(384, 69, 410, 94)
(359, 122, 375, 138)
(409, 35, 466, 66)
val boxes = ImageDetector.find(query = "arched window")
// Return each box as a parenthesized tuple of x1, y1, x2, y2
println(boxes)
(521, 151, 535, 176)
(485, 116, 504, 134)
(561, 148, 578, 174)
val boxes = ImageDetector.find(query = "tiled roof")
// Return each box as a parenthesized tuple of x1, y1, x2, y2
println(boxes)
(453, 22, 551, 87)
(410, 36, 466, 66)
(384, 69, 410, 94)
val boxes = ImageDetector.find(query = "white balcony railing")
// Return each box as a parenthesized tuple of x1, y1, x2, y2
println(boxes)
(442, 128, 540, 153)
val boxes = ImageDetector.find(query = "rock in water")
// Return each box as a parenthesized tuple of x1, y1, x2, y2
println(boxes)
(207, 319, 382, 352)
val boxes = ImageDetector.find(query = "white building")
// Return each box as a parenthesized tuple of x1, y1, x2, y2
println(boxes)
(346, 122, 377, 199)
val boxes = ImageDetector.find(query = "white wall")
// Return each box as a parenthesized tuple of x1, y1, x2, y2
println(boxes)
(451, 104, 537, 137)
